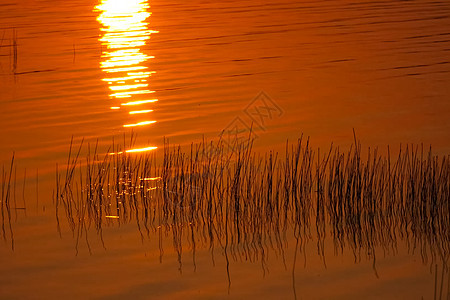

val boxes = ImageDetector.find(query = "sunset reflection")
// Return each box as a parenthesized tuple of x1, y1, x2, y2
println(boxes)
(95, 0, 158, 130)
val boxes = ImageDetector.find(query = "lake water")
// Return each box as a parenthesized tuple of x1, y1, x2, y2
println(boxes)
(0, 0, 449, 299)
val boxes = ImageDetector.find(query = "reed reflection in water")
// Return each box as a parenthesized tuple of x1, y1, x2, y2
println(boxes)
(95, 0, 158, 133)
(0, 154, 16, 251)
(55, 136, 450, 297)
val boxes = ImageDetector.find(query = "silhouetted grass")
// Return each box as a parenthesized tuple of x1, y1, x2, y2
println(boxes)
(56, 135, 449, 277)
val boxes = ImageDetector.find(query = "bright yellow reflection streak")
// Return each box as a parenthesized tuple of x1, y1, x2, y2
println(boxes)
(103, 66, 148, 73)
(108, 146, 157, 155)
(101, 71, 154, 82)
(143, 177, 161, 181)
(109, 83, 148, 91)
(129, 109, 153, 114)
(111, 90, 154, 98)
(123, 120, 156, 127)
(121, 99, 158, 106)
(126, 147, 158, 153)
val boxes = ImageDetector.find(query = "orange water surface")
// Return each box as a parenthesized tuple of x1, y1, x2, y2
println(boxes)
(0, 0, 449, 299)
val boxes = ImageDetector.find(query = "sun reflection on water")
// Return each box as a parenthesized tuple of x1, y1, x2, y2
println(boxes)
(95, 0, 158, 153)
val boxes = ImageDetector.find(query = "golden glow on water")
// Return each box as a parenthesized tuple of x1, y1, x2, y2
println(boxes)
(95, 0, 158, 130)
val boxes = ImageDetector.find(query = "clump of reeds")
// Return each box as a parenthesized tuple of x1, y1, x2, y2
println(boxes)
(56, 134, 450, 272)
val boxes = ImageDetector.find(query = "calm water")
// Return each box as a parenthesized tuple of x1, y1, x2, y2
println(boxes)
(1, 0, 450, 299)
